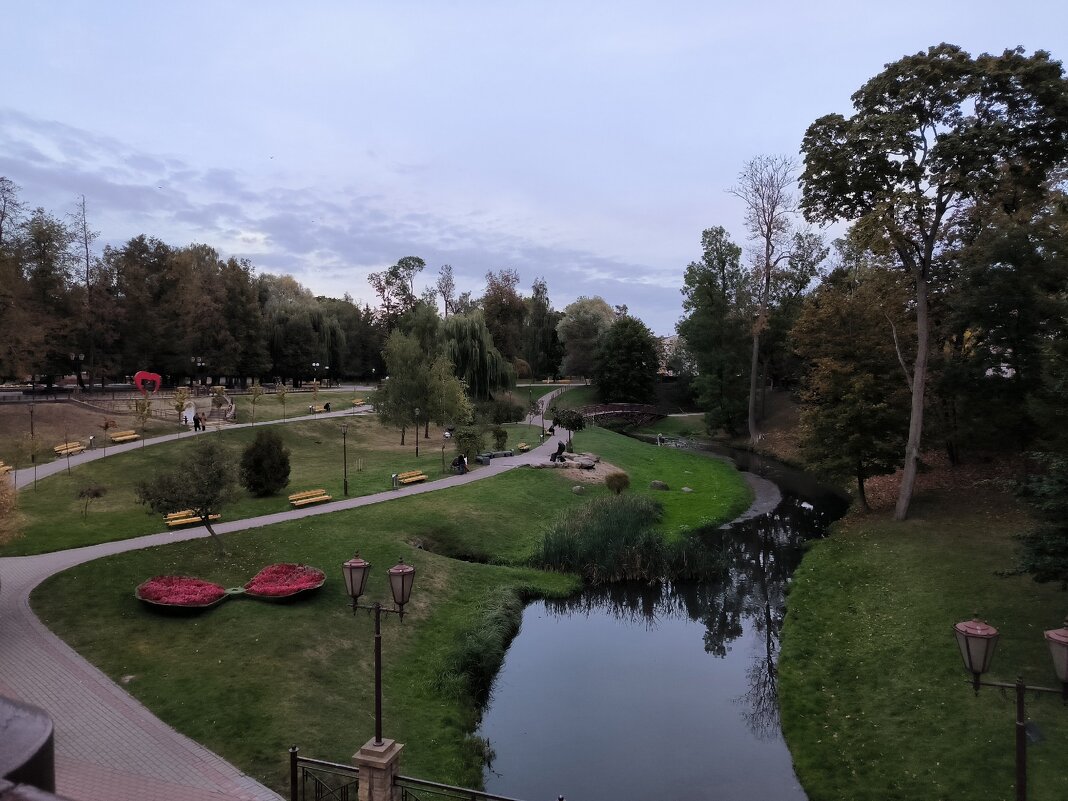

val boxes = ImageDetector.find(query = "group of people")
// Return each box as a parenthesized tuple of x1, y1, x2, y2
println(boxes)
(451, 454, 469, 474)
(185, 411, 206, 431)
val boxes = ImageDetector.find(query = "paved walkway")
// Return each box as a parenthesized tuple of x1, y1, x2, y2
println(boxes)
(0, 395, 568, 801)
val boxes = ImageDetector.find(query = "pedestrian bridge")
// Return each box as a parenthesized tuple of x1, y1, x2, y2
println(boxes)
(578, 403, 663, 427)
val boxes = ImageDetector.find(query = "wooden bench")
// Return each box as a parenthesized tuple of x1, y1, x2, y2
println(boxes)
(351, 398, 366, 407)
(516, 442, 530, 453)
(54, 441, 85, 456)
(165, 509, 195, 520)
(289, 489, 332, 507)
(109, 429, 139, 443)
(308, 404, 326, 414)
(166, 513, 221, 528)
(396, 470, 428, 485)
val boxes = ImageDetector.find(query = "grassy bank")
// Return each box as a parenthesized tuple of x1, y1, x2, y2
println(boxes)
(30, 426, 755, 792)
(779, 489, 1068, 801)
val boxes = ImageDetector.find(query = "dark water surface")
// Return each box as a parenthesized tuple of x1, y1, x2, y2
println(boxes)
(478, 447, 847, 801)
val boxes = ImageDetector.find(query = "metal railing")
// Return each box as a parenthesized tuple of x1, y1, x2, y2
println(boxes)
(396, 776, 560, 801)
(289, 749, 359, 801)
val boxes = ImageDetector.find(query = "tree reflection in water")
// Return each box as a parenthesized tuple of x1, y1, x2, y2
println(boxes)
(541, 492, 840, 740)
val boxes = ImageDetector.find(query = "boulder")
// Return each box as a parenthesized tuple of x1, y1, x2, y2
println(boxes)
(571, 485, 585, 495)
(681, 486, 694, 493)
(650, 480, 670, 491)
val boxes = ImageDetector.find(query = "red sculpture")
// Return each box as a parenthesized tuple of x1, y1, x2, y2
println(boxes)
(133, 371, 163, 396)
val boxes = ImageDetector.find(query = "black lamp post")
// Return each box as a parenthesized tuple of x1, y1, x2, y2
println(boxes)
(414, 407, 420, 458)
(191, 355, 205, 388)
(312, 361, 320, 384)
(340, 422, 349, 496)
(953, 615, 1068, 801)
(341, 554, 416, 746)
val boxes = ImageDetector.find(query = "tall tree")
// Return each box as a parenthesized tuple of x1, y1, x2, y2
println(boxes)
(369, 255, 425, 331)
(677, 227, 752, 434)
(556, 296, 614, 377)
(441, 311, 515, 400)
(521, 278, 564, 379)
(480, 268, 525, 362)
(800, 43, 1068, 520)
(731, 155, 801, 445)
(593, 315, 659, 404)
(436, 263, 456, 318)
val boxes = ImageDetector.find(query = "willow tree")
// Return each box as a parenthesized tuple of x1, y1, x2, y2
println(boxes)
(800, 44, 1068, 520)
(442, 311, 515, 400)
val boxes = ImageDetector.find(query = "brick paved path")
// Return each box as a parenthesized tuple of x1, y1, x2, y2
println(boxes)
(0, 394, 567, 801)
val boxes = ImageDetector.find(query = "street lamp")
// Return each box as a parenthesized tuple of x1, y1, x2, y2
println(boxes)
(191, 356, 205, 389)
(340, 422, 349, 496)
(414, 407, 420, 458)
(953, 615, 1068, 800)
(312, 362, 320, 383)
(341, 554, 416, 746)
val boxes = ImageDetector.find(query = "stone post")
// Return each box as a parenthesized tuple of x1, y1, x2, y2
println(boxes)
(354, 738, 404, 801)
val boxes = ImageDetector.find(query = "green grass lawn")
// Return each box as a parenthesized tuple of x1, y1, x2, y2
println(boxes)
(571, 427, 752, 535)
(779, 490, 1068, 801)
(232, 389, 370, 424)
(546, 385, 599, 410)
(633, 413, 709, 440)
(29, 427, 754, 793)
(4, 417, 469, 556)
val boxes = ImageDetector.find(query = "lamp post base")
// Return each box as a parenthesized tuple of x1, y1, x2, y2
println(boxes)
(354, 738, 404, 801)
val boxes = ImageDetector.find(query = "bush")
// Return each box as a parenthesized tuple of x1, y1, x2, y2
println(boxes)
(240, 429, 292, 496)
(535, 495, 664, 583)
(605, 471, 630, 495)
(454, 426, 486, 460)
(492, 426, 508, 450)
(476, 398, 524, 425)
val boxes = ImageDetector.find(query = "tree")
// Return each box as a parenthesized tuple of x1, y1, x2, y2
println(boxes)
(552, 408, 585, 444)
(275, 383, 289, 420)
(677, 227, 752, 434)
(792, 256, 911, 509)
(436, 263, 457, 317)
(373, 330, 432, 444)
(369, 256, 425, 330)
(731, 155, 802, 445)
(441, 311, 515, 400)
(556, 296, 614, 377)
(248, 382, 265, 424)
(480, 268, 525, 362)
(240, 429, 291, 496)
(521, 278, 564, 379)
(593, 315, 659, 404)
(136, 438, 238, 552)
(800, 44, 1068, 520)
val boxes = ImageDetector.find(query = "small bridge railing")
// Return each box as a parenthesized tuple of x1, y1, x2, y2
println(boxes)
(290, 750, 359, 801)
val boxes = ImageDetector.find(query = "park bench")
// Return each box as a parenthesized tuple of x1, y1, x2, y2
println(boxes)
(109, 430, 139, 443)
(351, 397, 366, 407)
(516, 442, 530, 453)
(0, 461, 12, 475)
(309, 404, 327, 413)
(53, 441, 85, 457)
(396, 470, 428, 485)
(289, 488, 332, 507)
(165, 512, 221, 528)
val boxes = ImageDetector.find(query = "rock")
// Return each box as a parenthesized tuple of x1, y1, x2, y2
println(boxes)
(577, 459, 595, 469)
(650, 480, 669, 491)
(572, 485, 585, 495)
(681, 486, 693, 493)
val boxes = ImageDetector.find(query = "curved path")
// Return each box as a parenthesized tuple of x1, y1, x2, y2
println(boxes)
(1, 397, 571, 801)
(0, 391, 766, 801)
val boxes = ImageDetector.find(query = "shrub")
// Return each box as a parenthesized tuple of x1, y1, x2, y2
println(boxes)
(454, 426, 485, 460)
(0, 478, 20, 546)
(492, 426, 508, 450)
(240, 429, 292, 496)
(476, 398, 524, 425)
(605, 471, 630, 495)
(535, 495, 665, 583)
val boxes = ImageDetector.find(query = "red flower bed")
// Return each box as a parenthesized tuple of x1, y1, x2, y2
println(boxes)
(136, 576, 227, 607)
(244, 563, 325, 598)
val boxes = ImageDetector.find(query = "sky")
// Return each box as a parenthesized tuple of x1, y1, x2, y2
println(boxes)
(3, 2, 1067, 336)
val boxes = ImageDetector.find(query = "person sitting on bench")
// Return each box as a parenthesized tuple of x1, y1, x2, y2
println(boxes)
(549, 441, 566, 462)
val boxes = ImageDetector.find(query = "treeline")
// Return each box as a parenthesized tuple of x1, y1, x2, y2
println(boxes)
(0, 178, 664, 393)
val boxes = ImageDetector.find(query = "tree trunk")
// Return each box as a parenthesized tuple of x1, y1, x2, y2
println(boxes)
(856, 463, 869, 511)
(748, 331, 761, 445)
(894, 271, 930, 521)
(202, 519, 226, 554)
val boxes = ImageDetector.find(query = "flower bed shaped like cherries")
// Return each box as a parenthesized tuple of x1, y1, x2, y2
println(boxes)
(136, 563, 325, 609)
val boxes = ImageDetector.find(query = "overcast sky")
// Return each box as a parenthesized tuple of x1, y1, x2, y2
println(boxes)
(3, 2, 1066, 335)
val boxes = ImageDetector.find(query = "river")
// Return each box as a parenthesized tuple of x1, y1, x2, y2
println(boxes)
(478, 445, 848, 801)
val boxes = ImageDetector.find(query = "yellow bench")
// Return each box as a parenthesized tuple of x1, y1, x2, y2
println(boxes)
(351, 398, 366, 406)
(110, 430, 139, 443)
(54, 441, 85, 456)
(516, 442, 530, 453)
(165, 509, 195, 520)
(309, 404, 326, 414)
(397, 470, 428, 485)
(289, 489, 332, 507)
(166, 513, 221, 528)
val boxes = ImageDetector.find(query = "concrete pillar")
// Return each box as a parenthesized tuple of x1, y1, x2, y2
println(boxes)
(354, 738, 404, 801)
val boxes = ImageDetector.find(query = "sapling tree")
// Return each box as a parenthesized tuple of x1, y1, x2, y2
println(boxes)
(137, 438, 238, 553)
(248, 382, 265, 424)
(240, 429, 291, 497)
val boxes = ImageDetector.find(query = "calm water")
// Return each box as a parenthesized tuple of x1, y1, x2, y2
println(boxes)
(479, 450, 847, 801)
